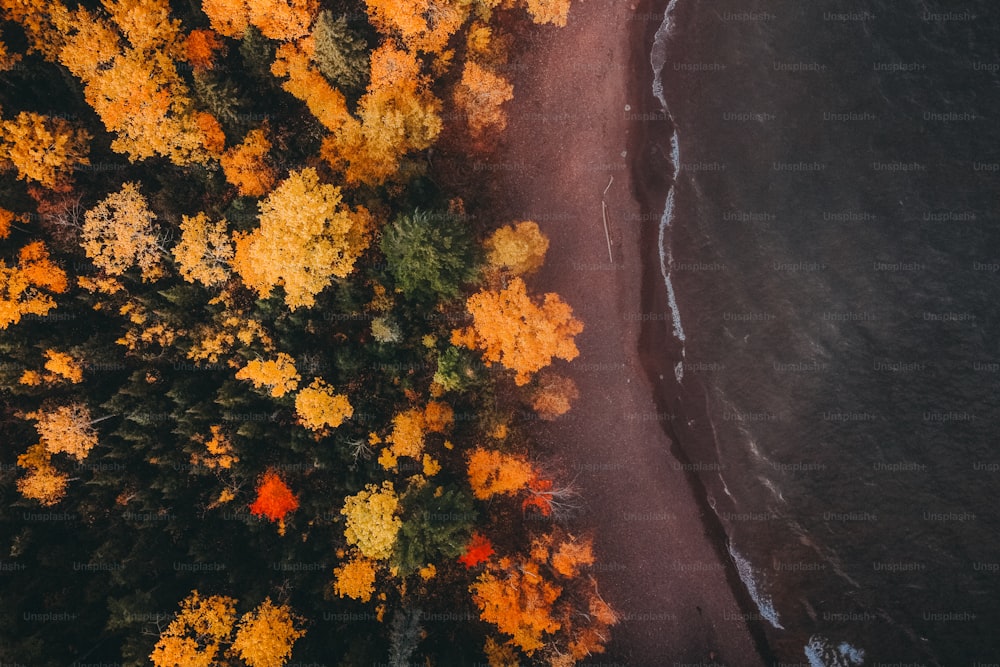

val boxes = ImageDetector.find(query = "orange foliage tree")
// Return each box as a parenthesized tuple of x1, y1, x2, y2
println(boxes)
(471, 531, 617, 661)
(0, 241, 68, 328)
(149, 591, 237, 667)
(231, 168, 373, 309)
(321, 44, 442, 185)
(235, 353, 300, 397)
(364, 0, 467, 54)
(16, 443, 69, 506)
(452, 277, 583, 385)
(271, 38, 350, 131)
(453, 60, 514, 143)
(0, 111, 90, 187)
(219, 128, 277, 197)
(183, 28, 225, 71)
(466, 447, 535, 500)
(202, 0, 317, 41)
(82, 182, 165, 281)
(49, 0, 223, 164)
(332, 554, 377, 602)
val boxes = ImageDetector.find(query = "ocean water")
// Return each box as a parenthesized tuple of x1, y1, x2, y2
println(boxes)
(650, 0, 1000, 663)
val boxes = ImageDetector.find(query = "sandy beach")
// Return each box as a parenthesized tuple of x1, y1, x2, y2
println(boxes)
(446, 0, 770, 663)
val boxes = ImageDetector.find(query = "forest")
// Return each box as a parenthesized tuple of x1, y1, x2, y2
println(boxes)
(0, 0, 618, 665)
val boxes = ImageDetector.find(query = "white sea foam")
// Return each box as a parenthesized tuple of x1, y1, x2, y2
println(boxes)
(651, 1, 688, 361)
(728, 543, 784, 629)
(804, 635, 865, 667)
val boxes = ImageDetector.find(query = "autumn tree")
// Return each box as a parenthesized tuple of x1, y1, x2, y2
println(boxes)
(377, 401, 451, 471)
(53, 1, 223, 164)
(364, 0, 467, 54)
(333, 554, 378, 602)
(0, 112, 90, 187)
(380, 209, 478, 300)
(341, 481, 402, 560)
(453, 277, 583, 385)
(271, 38, 350, 132)
(231, 168, 373, 309)
(236, 353, 300, 397)
(321, 44, 442, 185)
(16, 443, 69, 506)
(531, 372, 578, 420)
(184, 28, 225, 72)
(485, 220, 549, 276)
(172, 213, 234, 287)
(230, 598, 305, 667)
(458, 532, 494, 568)
(27, 403, 99, 461)
(190, 425, 239, 470)
(149, 591, 237, 667)
(453, 60, 514, 143)
(466, 447, 535, 500)
(522, 0, 572, 27)
(472, 532, 617, 660)
(294, 378, 353, 431)
(82, 182, 165, 281)
(219, 128, 276, 197)
(0, 241, 67, 328)
(20, 349, 85, 386)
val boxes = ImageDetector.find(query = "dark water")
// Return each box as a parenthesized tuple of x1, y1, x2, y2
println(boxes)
(651, 0, 1000, 663)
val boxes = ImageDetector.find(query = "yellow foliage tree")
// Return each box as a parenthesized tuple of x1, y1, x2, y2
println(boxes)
(466, 447, 536, 500)
(295, 378, 353, 431)
(485, 220, 549, 276)
(341, 481, 402, 560)
(235, 353, 300, 397)
(321, 44, 442, 185)
(453, 277, 583, 385)
(0, 112, 90, 187)
(271, 38, 350, 131)
(522, 0, 571, 27)
(28, 403, 99, 462)
(219, 128, 276, 197)
(453, 60, 513, 141)
(82, 182, 165, 281)
(172, 213, 234, 287)
(0, 241, 68, 329)
(230, 598, 306, 667)
(149, 591, 237, 667)
(16, 443, 69, 506)
(231, 168, 372, 309)
(332, 554, 377, 602)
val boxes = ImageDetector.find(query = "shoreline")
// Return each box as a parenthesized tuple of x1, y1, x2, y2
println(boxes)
(447, 0, 770, 663)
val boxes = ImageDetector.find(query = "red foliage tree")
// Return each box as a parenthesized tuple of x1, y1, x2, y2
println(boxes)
(458, 532, 494, 569)
(249, 470, 299, 525)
